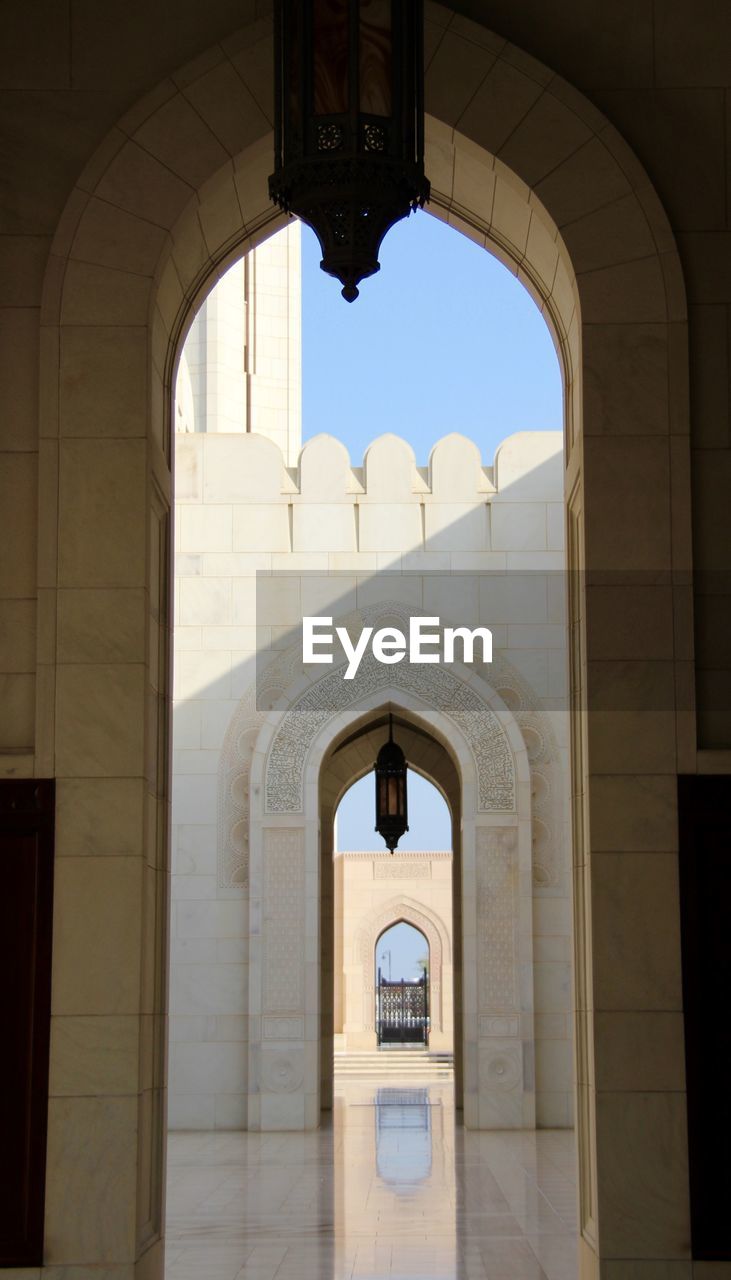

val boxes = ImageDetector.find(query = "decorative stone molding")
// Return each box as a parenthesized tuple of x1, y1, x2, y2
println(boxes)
(265, 593, 519, 814)
(262, 827, 305, 1014)
(260, 1046, 305, 1094)
(373, 861, 431, 879)
(479, 1015, 521, 1038)
(218, 602, 565, 890)
(264, 647, 516, 815)
(216, 640, 315, 891)
(339, 849, 452, 860)
(488, 675, 565, 891)
(356, 896, 451, 967)
(476, 827, 519, 1013)
(482, 1048, 522, 1092)
(262, 1017, 305, 1040)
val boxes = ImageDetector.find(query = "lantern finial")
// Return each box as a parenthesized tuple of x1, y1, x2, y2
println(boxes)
(269, 1, 430, 301)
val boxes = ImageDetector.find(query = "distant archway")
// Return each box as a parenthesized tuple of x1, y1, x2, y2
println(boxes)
(367, 902, 449, 1042)
(376, 921, 431, 1048)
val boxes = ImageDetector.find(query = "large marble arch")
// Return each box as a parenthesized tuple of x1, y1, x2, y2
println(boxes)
(36, 7, 693, 1278)
(247, 643, 534, 1131)
(214, 593, 570, 1130)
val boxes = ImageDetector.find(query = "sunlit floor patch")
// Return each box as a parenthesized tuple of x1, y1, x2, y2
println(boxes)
(165, 1080, 577, 1280)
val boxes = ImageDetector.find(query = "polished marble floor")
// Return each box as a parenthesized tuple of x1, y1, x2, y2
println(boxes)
(165, 1081, 578, 1280)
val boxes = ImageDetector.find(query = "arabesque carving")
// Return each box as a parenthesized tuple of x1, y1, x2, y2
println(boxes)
(217, 603, 565, 891)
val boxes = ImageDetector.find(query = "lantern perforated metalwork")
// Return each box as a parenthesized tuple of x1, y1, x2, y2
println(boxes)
(269, 0, 430, 301)
(374, 715, 408, 853)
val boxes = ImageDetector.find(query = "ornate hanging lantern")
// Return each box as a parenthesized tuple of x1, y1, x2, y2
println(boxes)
(269, 0, 430, 301)
(374, 715, 408, 853)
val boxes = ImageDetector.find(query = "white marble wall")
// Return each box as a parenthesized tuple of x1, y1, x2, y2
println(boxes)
(170, 428, 572, 1130)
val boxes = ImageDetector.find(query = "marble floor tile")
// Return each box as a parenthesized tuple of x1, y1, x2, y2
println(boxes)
(165, 1080, 577, 1280)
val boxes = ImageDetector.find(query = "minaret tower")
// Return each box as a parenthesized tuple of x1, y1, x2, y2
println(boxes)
(176, 221, 302, 465)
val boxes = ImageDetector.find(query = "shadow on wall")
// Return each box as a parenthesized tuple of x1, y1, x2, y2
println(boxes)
(168, 428, 573, 1132)
(173, 429, 567, 710)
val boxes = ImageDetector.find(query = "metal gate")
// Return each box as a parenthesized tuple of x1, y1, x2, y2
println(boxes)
(376, 973, 428, 1046)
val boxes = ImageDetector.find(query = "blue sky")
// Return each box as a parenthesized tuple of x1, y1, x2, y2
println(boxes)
(301, 210, 562, 467)
(376, 921, 428, 983)
(309, 210, 561, 899)
(336, 770, 451, 852)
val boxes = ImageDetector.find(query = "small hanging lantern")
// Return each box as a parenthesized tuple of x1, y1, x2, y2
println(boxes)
(374, 714, 408, 853)
(269, 0, 430, 301)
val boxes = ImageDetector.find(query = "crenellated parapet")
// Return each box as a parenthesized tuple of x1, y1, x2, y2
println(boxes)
(175, 428, 564, 556)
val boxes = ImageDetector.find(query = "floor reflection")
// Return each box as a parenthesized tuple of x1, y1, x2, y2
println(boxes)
(375, 1088, 433, 1190)
(165, 1079, 577, 1280)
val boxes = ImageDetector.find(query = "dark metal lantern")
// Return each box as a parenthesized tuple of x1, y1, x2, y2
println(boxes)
(269, 0, 430, 301)
(374, 715, 408, 853)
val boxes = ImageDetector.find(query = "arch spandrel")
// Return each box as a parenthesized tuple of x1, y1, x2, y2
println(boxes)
(218, 599, 566, 892)
(358, 896, 451, 967)
(263, 649, 517, 815)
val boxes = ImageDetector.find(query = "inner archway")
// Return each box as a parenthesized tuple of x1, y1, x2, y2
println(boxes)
(316, 701, 465, 1114)
(244, 651, 545, 1131)
(334, 766, 453, 1061)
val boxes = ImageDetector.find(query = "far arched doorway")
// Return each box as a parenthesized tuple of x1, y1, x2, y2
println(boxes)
(333, 765, 455, 1061)
(376, 921, 430, 1048)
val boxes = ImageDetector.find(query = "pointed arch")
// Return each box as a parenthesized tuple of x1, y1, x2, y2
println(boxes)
(356, 895, 451, 1035)
(34, 5, 694, 1269)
